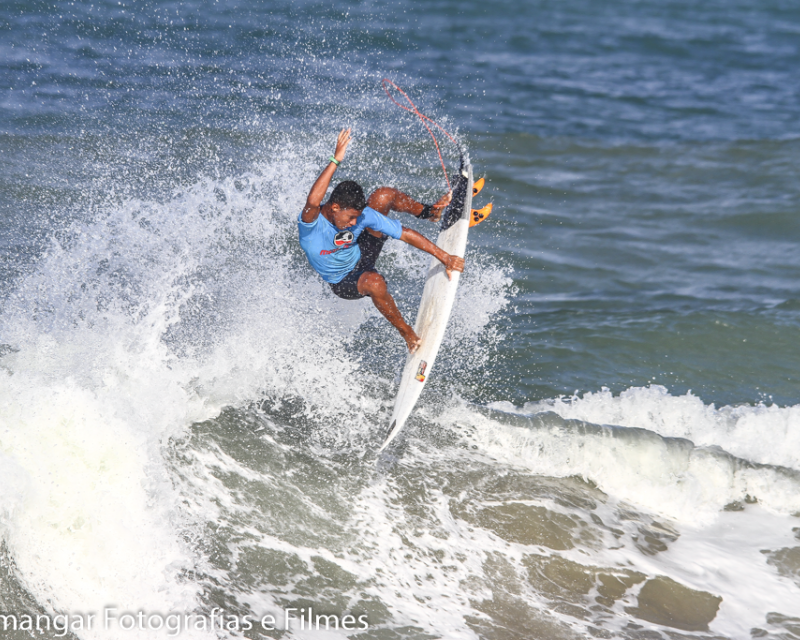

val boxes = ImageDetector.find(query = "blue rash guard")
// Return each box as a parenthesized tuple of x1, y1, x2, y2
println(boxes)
(298, 206, 403, 284)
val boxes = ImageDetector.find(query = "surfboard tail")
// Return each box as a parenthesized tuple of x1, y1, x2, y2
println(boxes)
(440, 154, 471, 232)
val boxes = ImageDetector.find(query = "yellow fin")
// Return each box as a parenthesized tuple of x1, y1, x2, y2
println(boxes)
(472, 177, 485, 197)
(469, 202, 493, 227)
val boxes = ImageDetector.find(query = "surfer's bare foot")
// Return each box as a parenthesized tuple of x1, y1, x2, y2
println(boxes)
(430, 191, 452, 222)
(401, 328, 422, 353)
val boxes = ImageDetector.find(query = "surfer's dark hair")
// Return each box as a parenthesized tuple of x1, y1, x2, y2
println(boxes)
(330, 181, 367, 211)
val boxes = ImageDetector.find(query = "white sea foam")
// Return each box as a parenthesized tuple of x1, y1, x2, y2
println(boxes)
(0, 129, 513, 639)
(0, 150, 379, 637)
(351, 401, 800, 640)
(412, 395, 800, 637)
(647, 506, 800, 638)
(518, 385, 800, 470)
(469, 391, 800, 524)
(0, 371, 207, 639)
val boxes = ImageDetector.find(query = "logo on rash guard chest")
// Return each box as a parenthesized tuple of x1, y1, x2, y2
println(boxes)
(334, 230, 354, 247)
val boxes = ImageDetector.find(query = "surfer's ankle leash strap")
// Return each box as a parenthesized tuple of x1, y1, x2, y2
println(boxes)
(418, 204, 434, 219)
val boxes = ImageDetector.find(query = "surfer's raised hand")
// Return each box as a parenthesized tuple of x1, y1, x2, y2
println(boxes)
(430, 191, 452, 223)
(443, 254, 465, 280)
(333, 127, 352, 164)
(301, 128, 353, 223)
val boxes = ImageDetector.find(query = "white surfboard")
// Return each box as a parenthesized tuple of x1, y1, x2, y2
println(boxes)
(378, 156, 474, 453)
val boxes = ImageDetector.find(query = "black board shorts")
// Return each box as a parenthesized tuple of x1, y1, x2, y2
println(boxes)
(329, 232, 387, 300)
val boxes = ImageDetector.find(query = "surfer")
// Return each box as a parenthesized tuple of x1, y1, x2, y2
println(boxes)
(299, 128, 464, 353)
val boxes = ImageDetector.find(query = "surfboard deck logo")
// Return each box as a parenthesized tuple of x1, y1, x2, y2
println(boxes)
(415, 361, 427, 382)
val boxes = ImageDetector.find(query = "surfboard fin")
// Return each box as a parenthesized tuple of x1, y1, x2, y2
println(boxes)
(472, 177, 485, 197)
(470, 202, 493, 227)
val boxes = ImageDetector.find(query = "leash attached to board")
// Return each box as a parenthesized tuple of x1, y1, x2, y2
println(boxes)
(382, 79, 460, 193)
(382, 79, 492, 230)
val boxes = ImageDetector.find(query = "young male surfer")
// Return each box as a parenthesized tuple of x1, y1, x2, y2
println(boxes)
(299, 128, 464, 353)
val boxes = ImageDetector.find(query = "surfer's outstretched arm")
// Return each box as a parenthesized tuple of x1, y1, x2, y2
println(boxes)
(301, 128, 351, 223)
(368, 187, 451, 222)
(399, 228, 465, 280)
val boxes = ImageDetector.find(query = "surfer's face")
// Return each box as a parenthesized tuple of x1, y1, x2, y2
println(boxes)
(330, 204, 361, 229)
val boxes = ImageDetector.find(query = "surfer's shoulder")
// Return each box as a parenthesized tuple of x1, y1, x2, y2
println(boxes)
(357, 205, 381, 221)
(300, 203, 322, 224)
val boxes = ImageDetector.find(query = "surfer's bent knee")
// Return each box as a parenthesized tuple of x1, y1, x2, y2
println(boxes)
(357, 271, 386, 297)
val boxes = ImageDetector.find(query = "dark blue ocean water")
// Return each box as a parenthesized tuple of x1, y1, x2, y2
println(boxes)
(1, 2, 800, 639)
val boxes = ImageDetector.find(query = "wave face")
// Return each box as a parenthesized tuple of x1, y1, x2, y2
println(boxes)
(2, 1, 800, 639)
